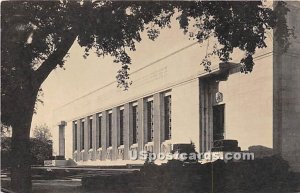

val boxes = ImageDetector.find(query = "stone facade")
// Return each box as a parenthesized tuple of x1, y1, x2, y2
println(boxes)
(53, 2, 300, 172)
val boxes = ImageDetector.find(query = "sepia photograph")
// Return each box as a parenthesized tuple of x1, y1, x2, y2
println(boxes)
(1, 1, 300, 193)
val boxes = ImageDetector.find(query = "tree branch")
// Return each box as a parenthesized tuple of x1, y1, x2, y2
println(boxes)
(35, 31, 77, 85)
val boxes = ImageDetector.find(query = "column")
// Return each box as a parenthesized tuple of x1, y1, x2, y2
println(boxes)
(273, 2, 300, 172)
(101, 111, 108, 160)
(199, 80, 206, 153)
(72, 121, 76, 158)
(137, 98, 146, 153)
(83, 117, 89, 161)
(92, 114, 97, 161)
(124, 103, 131, 160)
(112, 107, 119, 160)
(206, 82, 213, 151)
(58, 121, 66, 157)
(209, 81, 219, 150)
(76, 119, 81, 161)
(153, 93, 163, 155)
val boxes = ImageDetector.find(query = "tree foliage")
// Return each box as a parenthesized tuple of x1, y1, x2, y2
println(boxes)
(1, 1, 291, 128)
(1, 137, 53, 168)
(30, 138, 53, 165)
(32, 124, 52, 141)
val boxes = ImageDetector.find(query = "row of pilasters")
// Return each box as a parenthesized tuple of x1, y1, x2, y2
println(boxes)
(73, 93, 166, 162)
(199, 79, 219, 153)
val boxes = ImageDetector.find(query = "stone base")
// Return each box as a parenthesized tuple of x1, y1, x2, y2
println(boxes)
(44, 160, 68, 167)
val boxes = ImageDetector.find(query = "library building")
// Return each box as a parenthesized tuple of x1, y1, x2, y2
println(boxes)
(52, 2, 300, 172)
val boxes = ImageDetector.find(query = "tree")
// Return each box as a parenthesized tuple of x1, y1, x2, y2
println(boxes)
(1, 136, 12, 169)
(32, 124, 52, 142)
(1, 137, 52, 168)
(31, 125, 53, 165)
(30, 138, 52, 166)
(1, 1, 291, 192)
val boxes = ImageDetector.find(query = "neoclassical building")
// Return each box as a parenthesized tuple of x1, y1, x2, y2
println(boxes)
(52, 2, 300, 171)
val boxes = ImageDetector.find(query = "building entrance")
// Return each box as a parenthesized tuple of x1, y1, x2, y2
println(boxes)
(213, 104, 225, 141)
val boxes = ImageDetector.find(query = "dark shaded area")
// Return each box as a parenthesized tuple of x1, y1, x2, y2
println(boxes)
(172, 142, 198, 163)
(1, 167, 139, 193)
(1, 137, 52, 168)
(211, 139, 241, 152)
(83, 156, 296, 193)
(249, 145, 274, 158)
(50, 155, 66, 160)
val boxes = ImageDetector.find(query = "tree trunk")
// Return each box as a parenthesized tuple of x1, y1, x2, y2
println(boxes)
(10, 90, 37, 193)
(11, 130, 32, 193)
(3, 24, 77, 193)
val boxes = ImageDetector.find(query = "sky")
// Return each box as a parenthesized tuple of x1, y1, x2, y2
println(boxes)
(30, 17, 195, 135)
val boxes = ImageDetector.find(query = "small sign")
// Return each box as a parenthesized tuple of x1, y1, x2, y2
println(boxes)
(216, 92, 223, 103)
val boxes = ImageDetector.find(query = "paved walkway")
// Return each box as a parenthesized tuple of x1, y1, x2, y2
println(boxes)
(1, 167, 139, 193)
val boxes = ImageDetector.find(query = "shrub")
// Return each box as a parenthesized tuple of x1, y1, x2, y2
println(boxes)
(1, 137, 52, 168)
(138, 155, 292, 193)
(30, 138, 53, 165)
(82, 156, 294, 193)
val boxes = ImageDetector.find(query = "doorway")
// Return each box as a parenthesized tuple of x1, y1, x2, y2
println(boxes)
(213, 104, 225, 141)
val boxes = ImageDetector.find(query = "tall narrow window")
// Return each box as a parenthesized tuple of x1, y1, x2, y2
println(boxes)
(98, 114, 102, 148)
(89, 117, 93, 149)
(81, 120, 85, 150)
(164, 94, 172, 140)
(147, 100, 154, 142)
(132, 105, 138, 144)
(108, 112, 112, 147)
(119, 108, 124, 145)
(73, 122, 77, 151)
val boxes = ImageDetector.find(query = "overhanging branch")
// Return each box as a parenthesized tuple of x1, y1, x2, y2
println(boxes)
(35, 31, 77, 84)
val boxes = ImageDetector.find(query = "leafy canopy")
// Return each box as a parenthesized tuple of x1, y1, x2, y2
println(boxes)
(33, 124, 52, 141)
(1, 1, 291, 127)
